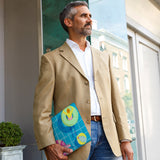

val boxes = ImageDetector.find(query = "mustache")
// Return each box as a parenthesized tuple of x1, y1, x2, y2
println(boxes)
(84, 23, 92, 28)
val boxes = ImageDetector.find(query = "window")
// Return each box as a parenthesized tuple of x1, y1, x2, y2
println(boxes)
(123, 57, 128, 71)
(89, 1, 138, 159)
(100, 42, 106, 51)
(124, 75, 130, 91)
(112, 52, 119, 68)
(116, 77, 121, 90)
(128, 28, 160, 160)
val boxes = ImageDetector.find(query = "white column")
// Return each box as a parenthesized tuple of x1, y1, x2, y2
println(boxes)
(4, 0, 41, 159)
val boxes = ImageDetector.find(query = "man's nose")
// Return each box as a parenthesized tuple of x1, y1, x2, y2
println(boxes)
(87, 16, 92, 23)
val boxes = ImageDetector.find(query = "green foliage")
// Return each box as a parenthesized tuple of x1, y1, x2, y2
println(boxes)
(0, 122, 23, 147)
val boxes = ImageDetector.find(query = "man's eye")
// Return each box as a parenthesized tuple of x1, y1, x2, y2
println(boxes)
(81, 14, 86, 17)
(81, 14, 91, 18)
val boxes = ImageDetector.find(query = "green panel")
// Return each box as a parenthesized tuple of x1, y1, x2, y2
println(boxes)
(42, 0, 88, 53)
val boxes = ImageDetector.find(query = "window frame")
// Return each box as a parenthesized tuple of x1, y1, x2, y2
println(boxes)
(127, 17, 160, 160)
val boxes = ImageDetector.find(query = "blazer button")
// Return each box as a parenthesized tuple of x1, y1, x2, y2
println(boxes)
(86, 119, 90, 124)
(85, 81, 88, 85)
(87, 100, 90, 104)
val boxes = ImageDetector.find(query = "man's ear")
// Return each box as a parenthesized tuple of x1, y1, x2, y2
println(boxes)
(64, 18, 73, 28)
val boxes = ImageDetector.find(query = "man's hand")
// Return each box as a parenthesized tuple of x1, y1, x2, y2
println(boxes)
(120, 141, 133, 160)
(44, 144, 73, 160)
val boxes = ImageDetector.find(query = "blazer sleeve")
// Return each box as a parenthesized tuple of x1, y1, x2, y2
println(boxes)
(108, 54, 132, 142)
(33, 54, 56, 150)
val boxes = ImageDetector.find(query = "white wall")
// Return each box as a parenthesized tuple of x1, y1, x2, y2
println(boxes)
(0, 0, 5, 122)
(126, 0, 160, 39)
(4, 0, 41, 159)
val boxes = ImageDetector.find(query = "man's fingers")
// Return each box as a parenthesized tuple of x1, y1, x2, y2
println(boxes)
(122, 151, 126, 160)
(44, 144, 71, 160)
(65, 144, 71, 148)
(127, 150, 134, 160)
(55, 145, 73, 160)
(125, 146, 134, 160)
(120, 142, 133, 160)
(61, 146, 73, 153)
(58, 154, 69, 160)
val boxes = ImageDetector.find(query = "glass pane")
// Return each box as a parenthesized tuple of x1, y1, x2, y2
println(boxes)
(138, 42, 160, 160)
(89, 0, 138, 159)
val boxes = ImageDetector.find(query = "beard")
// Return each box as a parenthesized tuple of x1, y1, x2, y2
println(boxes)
(80, 23, 92, 36)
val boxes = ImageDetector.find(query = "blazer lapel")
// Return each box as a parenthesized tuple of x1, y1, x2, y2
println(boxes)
(59, 42, 87, 79)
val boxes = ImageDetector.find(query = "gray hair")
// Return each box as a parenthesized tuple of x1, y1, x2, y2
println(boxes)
(59, 1, 88, 33)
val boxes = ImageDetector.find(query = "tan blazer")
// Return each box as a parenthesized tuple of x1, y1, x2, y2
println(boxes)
(33, 42, 131, 160)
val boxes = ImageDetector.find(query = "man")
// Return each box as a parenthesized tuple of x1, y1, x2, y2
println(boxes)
(33, 1, 133, 160)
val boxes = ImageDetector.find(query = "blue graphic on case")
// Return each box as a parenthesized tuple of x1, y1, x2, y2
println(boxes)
(51, 103, 91, 152)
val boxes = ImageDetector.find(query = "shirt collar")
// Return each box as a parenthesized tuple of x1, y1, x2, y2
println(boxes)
(66, 38, 90, 51)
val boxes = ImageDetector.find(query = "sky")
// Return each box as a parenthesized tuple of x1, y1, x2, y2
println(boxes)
(89, 0, 128, 41)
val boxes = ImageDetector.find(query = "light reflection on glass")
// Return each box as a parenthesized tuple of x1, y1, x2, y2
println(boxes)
(89, 0, 137, 159)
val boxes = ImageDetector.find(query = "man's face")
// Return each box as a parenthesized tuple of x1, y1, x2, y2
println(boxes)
(70, 6, 92, 37)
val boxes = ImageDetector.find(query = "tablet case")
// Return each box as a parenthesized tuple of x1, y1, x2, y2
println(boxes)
(51, 103, 91, 152)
